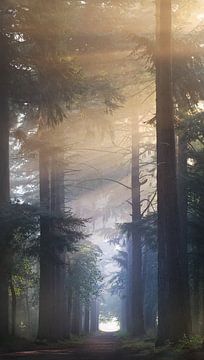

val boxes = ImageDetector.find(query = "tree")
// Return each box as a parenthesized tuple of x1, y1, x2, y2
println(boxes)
(0, 0, 82, 337)
(68, 241, 102, 336)
(0, 202, 39, 338)
(156, 0, 188, 343)
(0, 3, 11, 338)
(130, 115, 145, 336)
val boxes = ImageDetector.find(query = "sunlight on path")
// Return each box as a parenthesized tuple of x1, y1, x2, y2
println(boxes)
(99, 317, 120, 332)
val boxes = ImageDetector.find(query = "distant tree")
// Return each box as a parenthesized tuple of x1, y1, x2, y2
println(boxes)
(68, 241, 102, 335)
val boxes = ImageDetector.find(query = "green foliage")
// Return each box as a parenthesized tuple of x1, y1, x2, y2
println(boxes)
(100, 292, 121, 322)
(10, 258, 38, 301)
(0, 201, 89, 301)
(0, 201, 39, 268)
(39, 210, 88, 260)
(110, 250, 128, 297)
(132, 34, 204, 111)
(68, 240, 103, 303)
(119, 213, 157, 249)
(177, 335, 204, 350)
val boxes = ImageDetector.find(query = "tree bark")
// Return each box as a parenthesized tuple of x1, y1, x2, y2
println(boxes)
(84, 301, 90, 334)
(120, 294, 127, 333)
(156, 0, 189, 343)
(90, 298, 98, 334)
(38, 148, 54, 339)
(65, 269, 72, 338)
(131, 116, 145, 336)
(177, 135, 192, 334)
(192, 251, 201, 334)
(71, 292, 81, 336)
(126, 236, 132, 333)
(9, 276, 16, 337)
(50, 149, 66, 339)
(0, 27, 10, 339)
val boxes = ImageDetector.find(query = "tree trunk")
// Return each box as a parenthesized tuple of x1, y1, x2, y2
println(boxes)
(200, 271, 204, 335)
(0, 28, 10, 339)
(90, 298, 98, 334)
(192, 251, 201, 334)
(120, 294, 127, 333)
(131, 116, 145, 336)
(156, 0, 189, 343)
(50, 149, 66, 339)
(84, 302, 90, 334)
(25, 288, 32, 339)
(177, 135, 192, 334)
(9, 276, 16, 337)
(65, 272, 72, 338)
(71, 292, 81, 336)
(126, 237, 132, 333)
(38, 148, 54, 339)
(143, 248, 157, 333)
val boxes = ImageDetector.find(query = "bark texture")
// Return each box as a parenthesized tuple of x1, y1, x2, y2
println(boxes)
(156, 0, 189, 342)
(131, 116, 145, 336)
(0, 29, 10, 339)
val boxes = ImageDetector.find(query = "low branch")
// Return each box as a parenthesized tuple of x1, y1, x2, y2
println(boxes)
(78, 178, 131, 190)
(141, 191, 157, 217)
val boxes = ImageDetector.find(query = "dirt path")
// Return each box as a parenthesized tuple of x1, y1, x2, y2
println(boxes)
(2, 334, 204, 360)
(1, 334, 120, 360)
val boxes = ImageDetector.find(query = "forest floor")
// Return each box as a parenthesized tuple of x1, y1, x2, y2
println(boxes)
(1, 333, 204, 359)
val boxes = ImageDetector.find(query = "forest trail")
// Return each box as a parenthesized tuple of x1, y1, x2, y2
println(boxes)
(2, 334, 204, 360)
(1, 333, 120, 360)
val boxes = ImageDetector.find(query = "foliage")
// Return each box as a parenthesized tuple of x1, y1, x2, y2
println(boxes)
(110, 250, 128, 297)
(132, 33, 204, 111)
(0, 1, 82, 128)
(177, 335, 204, 350)
(119, 213, 157, 250)
(0, 201, 89, 296)
(68, 240, 103, 303)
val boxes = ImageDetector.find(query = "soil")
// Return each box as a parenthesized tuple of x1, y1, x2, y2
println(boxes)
(1, 333, 204, 360)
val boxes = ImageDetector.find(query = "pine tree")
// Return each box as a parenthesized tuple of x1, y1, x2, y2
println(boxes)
(156, 0, 187, 343)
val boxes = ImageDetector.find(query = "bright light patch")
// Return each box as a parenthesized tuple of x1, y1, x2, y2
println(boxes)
(197, 13, 204, 21)
(99, 318, 120, 332)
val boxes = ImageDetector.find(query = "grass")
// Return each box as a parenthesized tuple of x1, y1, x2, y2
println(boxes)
(118, 335, 204, 359)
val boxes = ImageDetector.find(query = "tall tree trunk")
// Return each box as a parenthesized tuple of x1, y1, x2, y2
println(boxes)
(9, 276, 16, 337)
(120, 294, 127, 333)
(0, 27, 10, 339)
(143, 248, 157, 332)
(65, 266, 72, 338)
(177, 135, 192, 334)
(200, 270, 204, 335)
(156, 0, 188, 342)
(50, 149, 66, 339)
(25, 288, 32, 339)
(126, 236, 132, 333)
(84, 301, 90, 334)
(71, 292, 81, 336)
(192, 250, 201, 334)
(90, 298, 98, 334)
(131, 116, 145, 336)
(38, 147, 54, 339)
